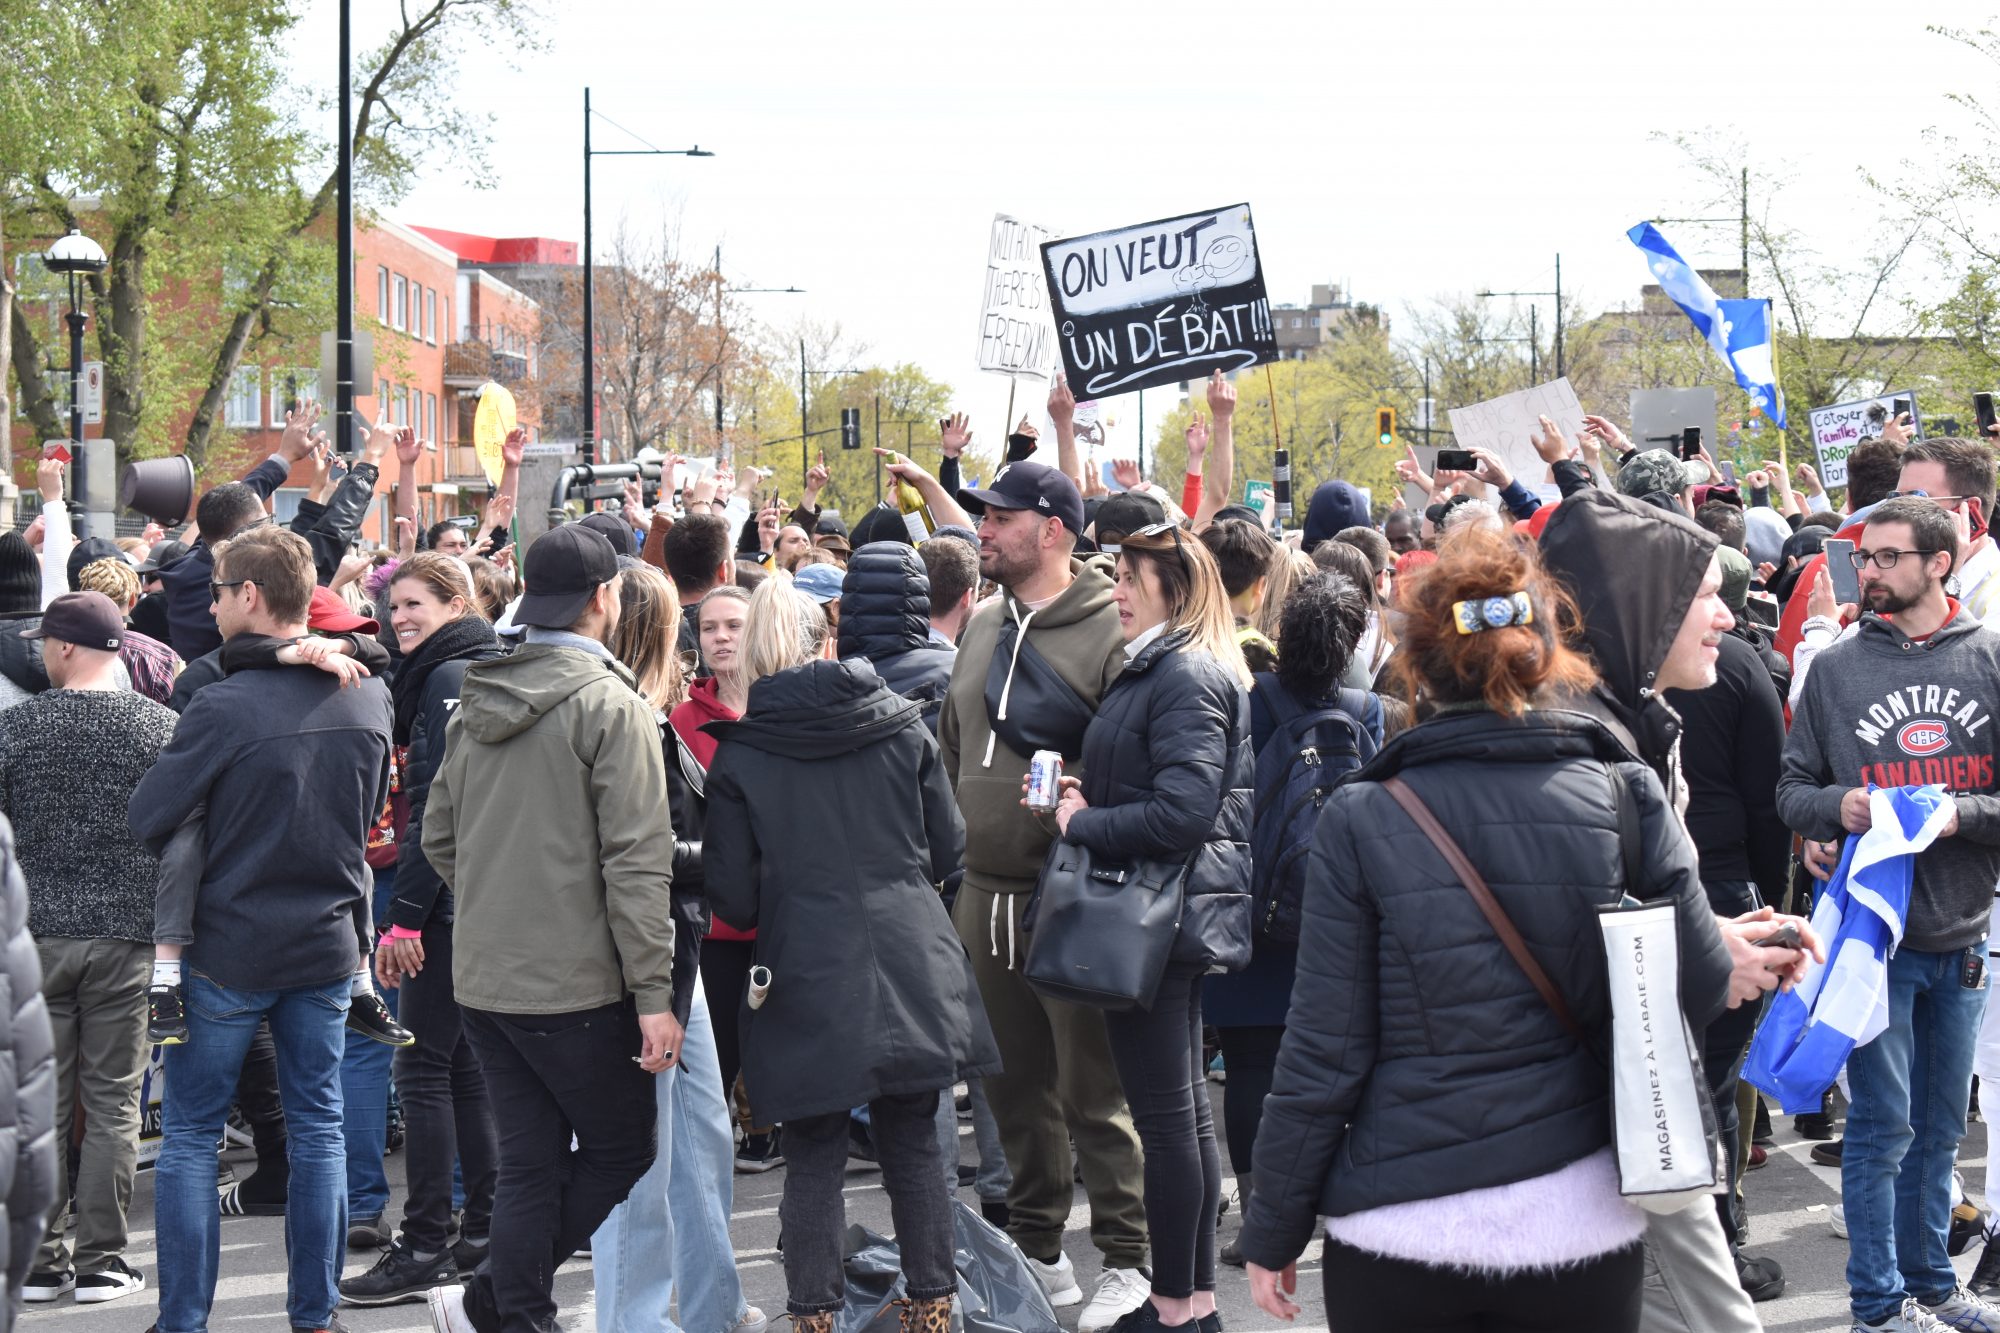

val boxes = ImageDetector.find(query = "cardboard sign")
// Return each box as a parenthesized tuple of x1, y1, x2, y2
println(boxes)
(1445, 377, 1588, 490)
(1041, 203, 1277, 399)
(1630, 388, 1717, 454)
(1809, 393, 1922, 490)
(976, 214, 1059, 382)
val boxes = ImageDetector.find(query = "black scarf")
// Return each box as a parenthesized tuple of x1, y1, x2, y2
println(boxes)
(391, 615, 502, 744)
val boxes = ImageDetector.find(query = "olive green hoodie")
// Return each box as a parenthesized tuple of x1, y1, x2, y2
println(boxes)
(424, 642, 676, 1015)
(940, 558, 1124, 896)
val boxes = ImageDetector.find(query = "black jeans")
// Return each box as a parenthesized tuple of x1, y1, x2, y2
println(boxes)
(700, 937, 754, 1112)
(460, 1000, 657, 1333)
(1214, 1025, 1284, 1176)
(781, 1091, 955, 1314)
(1322, 1238, 1643, 1333)
(393, 923, 498, 1252)
(1103, 966, 1221, 1298)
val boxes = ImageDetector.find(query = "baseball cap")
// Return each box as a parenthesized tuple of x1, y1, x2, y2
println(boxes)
(578, 511, 637, 557)
(1616, 449, 1711, 501)
(66, 536, 127, 592)
(138, 539, 189, 576)
(792, 562, 845, 605)
(308, 584, 379, 636)
(516, 525, 619, 629)
(1093, 492, 1168, 552)
(21, 591, 124, 651)
(958, 461, 1085, 535)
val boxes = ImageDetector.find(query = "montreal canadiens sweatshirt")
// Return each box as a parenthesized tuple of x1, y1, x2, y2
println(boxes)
(1779, 605, 2000, 952)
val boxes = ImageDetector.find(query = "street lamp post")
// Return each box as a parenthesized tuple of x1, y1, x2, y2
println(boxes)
(582, 87, 711, 467)
(43, 228, 108, 533)
(1476, 254, 1564, 384)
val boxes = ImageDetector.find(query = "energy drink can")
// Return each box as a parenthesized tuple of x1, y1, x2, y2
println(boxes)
(1026, 750, 1064, 813)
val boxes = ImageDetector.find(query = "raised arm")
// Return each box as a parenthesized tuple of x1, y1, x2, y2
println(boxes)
(1049, 375, 1084, 492)
(1193, 370, 1235, 532)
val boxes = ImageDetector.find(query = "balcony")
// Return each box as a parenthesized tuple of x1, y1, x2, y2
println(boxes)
(445, 442, 491, 484)
(443, 339, 531, 389)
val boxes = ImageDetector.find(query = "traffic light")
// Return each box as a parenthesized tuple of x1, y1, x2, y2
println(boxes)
(1376, 407, 1397, 447)
(840, 407, 861, 451)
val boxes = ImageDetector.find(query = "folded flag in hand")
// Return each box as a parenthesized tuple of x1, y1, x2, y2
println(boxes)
(1743, 784, 1952, 1114)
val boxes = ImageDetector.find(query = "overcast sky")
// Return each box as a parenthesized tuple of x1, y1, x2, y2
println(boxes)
(302, 0, 2000, 453)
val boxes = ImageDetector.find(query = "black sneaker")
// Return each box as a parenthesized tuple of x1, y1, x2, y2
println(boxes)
(148, 983, 188, 1045)
(339, 1241, 458, 1306)
(348, 1213, 394, 1250)
(1954, 1204, 1988, 1257)
(1811, 1138, 1844, 1167)
(450, 1233, 489, 1277)
(1106, 1301, 1195, 1333)
(1735, 1254, 1785, 1301)
(1971, 1234, 2000, 1296)
(347, 992, 414, 1046)
(290, 1315, 350, 1333)
(22, 1268, 74, 1303)
(1794, 1111, 1836, 1140)
(74, 1258, 146, 1304)
(736, 1129, 784, 1174)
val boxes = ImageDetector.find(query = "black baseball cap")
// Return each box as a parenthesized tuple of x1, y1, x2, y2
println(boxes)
(578, 511, 637, 557)
(958, 461, 1085, 535)
(138, 539, 189, 576)
(516, 524, 619, 629)
(21, 591, 125, 651)
(1093, 492, 1168, 552)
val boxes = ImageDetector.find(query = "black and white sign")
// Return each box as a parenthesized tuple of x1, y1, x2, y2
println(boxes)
(976, 214, 1059, 382)
(1040, 203, 1276, 399)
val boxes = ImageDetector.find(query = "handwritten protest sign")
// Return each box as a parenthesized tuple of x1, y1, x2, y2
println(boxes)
(976, 215, 1059, 382)
(472, 381, 516, 488)
(1809, 393, 1922, 490)
(1040, 203, 1277, 399)
(1446, 377, 1588, 489)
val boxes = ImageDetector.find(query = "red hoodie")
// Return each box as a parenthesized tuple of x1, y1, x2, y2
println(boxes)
(1774, 517, 1866, 669)
(670, 677, 751, 940)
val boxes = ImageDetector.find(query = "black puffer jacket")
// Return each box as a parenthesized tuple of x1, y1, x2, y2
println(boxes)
(0, 816, 55, 1331)
(703, 658, 1000, 1124)
(838, 542, 955, 733)
(1064, 630, 1253, 971)
(1237, 708, 1733, 1270)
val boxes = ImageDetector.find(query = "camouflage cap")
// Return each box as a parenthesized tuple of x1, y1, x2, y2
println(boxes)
(1614, 448, 1711, 500)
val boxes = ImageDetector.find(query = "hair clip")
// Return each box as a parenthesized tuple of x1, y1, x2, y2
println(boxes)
(1453, 592, 1534, 635)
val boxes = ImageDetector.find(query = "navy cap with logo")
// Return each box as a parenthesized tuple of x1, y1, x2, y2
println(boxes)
(958, 461, 1085, 536)
(21, 591, 125, 652)
(516, 524, 619, 629)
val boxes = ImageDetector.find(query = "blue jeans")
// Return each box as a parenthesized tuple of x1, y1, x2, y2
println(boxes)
(592, 979, 748, 1333)
(343, 865, 397, 1219)
(156, 973, 350, 1333)
(1845, 945, 1986, 1323)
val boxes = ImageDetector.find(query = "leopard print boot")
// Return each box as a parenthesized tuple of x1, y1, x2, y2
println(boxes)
(897, 1294, 954, 1333)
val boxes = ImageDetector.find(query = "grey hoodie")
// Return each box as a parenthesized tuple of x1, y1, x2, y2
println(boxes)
(424, 643, 677, 1015)
(1778, 607, 2000, 952)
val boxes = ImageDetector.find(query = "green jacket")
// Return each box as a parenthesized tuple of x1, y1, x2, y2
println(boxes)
(424, 643, 676, 1016)
(940, 559, 1124, 896)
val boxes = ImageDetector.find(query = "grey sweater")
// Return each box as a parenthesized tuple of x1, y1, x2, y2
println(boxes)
(0, 690, 178, 942)
(1779, 607, 2000, 952)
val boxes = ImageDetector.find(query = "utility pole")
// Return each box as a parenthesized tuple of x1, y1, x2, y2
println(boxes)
(714, 244, 724, 452)
(335, 0, 354, 454)
(582, 87, 594, 463)
(798, 337, 808, 488)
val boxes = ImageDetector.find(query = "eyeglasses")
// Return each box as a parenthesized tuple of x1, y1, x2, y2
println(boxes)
(1887, 489, 1975, 511)
(1849, 548, 1941, 570)
(209, 578, 260, 601)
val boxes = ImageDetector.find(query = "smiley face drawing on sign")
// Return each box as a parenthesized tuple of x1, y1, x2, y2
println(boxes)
(1173, 236, 1251, 312)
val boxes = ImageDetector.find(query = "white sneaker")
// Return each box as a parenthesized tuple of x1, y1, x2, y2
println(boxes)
(1854, 1297, 1948, 1331)
(1927, 1286, 2000, 1332)
(20, 1269, 72, 1303)
(73, 1259, 145, 1304)
(1834, 1203, 1848, 1238)
(734, 1307, 771, 1333)
(1026, 1252, 1082, 1307)
(1078, 1267, 1151, 1333)
(427, 1283, 478, 1333)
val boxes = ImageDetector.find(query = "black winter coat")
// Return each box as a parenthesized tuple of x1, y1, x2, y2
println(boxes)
(0, 817, 53, 1333)
(837, 542, 955, 733)
(1237, 708, 1734, 1270)
(388, 618, 505, 932)
(1064, 630, 1253, 971)
(652, 714, 709, 1028)
(703, 658, 1000, 1123)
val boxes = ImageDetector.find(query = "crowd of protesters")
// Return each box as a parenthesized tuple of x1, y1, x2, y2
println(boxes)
(0, 372, 1996, 1333)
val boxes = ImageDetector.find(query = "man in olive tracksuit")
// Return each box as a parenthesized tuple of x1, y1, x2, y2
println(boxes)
(422, 525, 677, 1333)
(942, 462, 1148, 1329)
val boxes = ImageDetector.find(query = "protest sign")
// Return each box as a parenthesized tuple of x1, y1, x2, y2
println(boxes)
(1445, 377, 1588, 489)
(1809, 393, 1923, 490)
(1041, 203, 1277, 399)
(1630, 388, 1717, 454)
(473, 381, 517, 487)
(1243, 479, 1274, 526)
(976, 215, 1059, 382)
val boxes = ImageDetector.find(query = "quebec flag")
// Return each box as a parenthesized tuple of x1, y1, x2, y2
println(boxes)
(1743, 785, 1953, 1113)
(1626, 222, 1789, 428)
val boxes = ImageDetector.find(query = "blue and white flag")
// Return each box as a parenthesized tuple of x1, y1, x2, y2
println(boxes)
(1626, 222, 1788, 428)
(1742, 785, 1953, 1113)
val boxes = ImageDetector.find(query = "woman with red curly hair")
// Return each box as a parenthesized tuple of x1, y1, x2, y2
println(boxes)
(1236, 526, 1733, 1333)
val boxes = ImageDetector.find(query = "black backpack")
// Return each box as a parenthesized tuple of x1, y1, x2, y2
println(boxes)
(1248, 674, 1380, 943)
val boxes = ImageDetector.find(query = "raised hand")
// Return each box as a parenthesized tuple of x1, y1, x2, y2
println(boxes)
(1531, 414, 1572, 465)
(1047, 375, 1075, 429)
(394, 515, 417, 558)
(1111, 458, 1142, 490)
(280, 402, 325, 462)
(1205, 368, 1236, 419)
(1578, 414, 1629, 456)
(35, 456, 65, 506)
(875, 447, 936, 490)
(501, 427, 527, 468)
(939, 412, 973, 459)
(804, 452, 832, 504)
(394, 427, 423, 466)
(1394, 443, 1434, 495)
(1186, 410, 1209, 461)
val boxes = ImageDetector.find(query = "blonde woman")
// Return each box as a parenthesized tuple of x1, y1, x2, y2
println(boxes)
(703, 580, 998, 1333)
(1252, 546, 1314, 647)
(1037, 522, 1253, 1333)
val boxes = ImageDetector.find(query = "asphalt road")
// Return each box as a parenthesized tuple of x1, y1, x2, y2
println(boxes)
(20, 1087, 1982, 1332)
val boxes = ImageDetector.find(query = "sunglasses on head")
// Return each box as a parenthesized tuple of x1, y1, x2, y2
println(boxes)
(1122, 522, 1192, 578)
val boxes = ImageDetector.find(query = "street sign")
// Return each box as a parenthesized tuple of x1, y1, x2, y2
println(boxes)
(319, 328, 376, 411)
(82, 361, 103, 425)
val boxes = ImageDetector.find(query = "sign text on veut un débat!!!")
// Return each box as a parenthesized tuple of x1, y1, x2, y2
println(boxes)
(1040, 203, 1278, 399)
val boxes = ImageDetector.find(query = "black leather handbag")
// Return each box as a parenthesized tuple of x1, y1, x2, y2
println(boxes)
(1021, 837, 1191, 1012)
